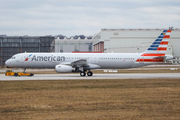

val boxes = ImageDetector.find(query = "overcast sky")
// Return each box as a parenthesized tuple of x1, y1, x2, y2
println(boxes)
(0, 0, 180, 36)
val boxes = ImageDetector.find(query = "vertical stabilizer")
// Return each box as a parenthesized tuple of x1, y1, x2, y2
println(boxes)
(136, 29, 171, 63)
(142, 30, 171, 56)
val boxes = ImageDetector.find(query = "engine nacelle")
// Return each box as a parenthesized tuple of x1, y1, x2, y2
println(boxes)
(55, 64, 75, 73)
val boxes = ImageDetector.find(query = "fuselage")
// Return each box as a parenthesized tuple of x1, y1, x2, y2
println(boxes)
(5, 52, 152, 69)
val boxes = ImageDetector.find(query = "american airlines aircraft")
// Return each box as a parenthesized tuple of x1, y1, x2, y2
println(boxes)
(5, 29, 173, 76)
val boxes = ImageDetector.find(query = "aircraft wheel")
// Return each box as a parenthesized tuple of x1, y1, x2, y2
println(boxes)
(80, 72, 86, 77)
(87, 71, 93, 76)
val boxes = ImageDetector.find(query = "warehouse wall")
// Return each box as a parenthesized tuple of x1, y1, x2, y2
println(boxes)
(54, 37, 98, 53)
(93, 29, 180, 57)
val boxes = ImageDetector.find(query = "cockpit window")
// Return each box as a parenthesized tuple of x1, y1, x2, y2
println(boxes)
(11, 57, 16, 59)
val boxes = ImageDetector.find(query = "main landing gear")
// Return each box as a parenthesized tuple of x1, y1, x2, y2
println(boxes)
(80, 71, 93, 77)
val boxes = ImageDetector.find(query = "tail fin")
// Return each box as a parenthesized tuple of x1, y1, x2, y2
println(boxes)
(141, 29, 171, 57)
(136, 29, 172, 63)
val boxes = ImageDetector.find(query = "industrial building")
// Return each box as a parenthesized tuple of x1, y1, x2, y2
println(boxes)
(0, 36, 54, 65)
(54, 35, 98, 53)
(93, 28, 180, 63)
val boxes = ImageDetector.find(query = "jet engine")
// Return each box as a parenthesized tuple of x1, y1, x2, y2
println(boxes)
(55, 64, 75, 73)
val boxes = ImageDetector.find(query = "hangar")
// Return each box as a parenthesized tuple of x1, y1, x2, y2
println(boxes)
(54, 35, 97, 53)
(0, 36, 54, 66)
(93, 28, 180, 63)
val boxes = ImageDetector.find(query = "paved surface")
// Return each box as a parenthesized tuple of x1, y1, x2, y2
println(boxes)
(1, 73, 180, 81)
(0, 64, 180, 73)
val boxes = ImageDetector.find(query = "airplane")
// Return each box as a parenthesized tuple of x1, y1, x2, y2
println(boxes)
(5, 29, 174, 76)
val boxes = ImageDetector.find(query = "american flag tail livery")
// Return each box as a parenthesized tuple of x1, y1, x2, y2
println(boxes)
(137, 29, 172, 63)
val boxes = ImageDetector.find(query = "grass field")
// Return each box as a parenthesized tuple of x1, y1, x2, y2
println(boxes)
(0, 79, 180, 120)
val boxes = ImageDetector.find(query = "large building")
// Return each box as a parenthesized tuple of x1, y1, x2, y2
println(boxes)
(0, 36, 54, 65)
(93, 28, 180, 63)
(54, 35, 98, 53)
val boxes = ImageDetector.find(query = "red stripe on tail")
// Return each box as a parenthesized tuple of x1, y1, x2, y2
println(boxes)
(157, 47, 167, 51)
(167, 30, 171, 32)
(160, 41, 168, 45)
(163, 35, 170, 38)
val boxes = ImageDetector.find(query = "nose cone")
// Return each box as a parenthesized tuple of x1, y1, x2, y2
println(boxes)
(5, 59, 10, 68)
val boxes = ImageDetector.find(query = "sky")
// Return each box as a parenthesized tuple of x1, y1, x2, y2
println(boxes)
(0, 0, 180, 37)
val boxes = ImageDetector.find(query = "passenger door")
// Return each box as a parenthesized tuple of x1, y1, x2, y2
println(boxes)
(93, 56, 99, 63)
(19, 55, 24, 63)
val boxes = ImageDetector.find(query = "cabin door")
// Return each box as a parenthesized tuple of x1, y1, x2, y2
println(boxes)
(93, 56, 99, 63)
(19, 55, 24, 63)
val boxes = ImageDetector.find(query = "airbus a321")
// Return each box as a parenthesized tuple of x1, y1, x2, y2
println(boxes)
(5, 29, 174, 76)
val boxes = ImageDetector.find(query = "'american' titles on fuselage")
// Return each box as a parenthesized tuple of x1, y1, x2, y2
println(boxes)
(31, 55, 65, 62)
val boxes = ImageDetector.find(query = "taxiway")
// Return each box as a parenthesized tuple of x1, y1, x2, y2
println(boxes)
(0, 73, 180, 81)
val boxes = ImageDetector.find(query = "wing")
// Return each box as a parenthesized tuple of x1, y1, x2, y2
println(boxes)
(60, 59, 100, 70)
(71, 59, 87, 66)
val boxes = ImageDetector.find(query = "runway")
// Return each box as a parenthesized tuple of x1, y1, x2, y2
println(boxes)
(1, 73, 180, 81)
